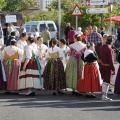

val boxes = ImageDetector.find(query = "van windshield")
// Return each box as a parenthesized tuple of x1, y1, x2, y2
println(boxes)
(26, 25, 30, 32)
(31, 25, 37, 32)
(40, 24, 46, 32)
(48, 23, 55, 31)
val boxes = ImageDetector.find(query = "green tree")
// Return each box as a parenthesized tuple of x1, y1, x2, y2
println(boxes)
(0, 0, 6, 11)
(3, 0, 36, 12)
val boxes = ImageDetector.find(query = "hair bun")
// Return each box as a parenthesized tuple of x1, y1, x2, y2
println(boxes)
(28, 37, 34, 43)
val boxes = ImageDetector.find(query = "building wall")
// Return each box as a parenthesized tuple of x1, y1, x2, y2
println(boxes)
(34, 0, 40, 8)
(40, 0, 53, 11)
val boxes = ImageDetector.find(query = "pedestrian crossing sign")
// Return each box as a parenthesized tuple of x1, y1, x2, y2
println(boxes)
(71, 4, 83, 16)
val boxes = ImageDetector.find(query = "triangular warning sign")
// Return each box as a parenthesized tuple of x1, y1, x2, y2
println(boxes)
(71, 4, 83, 16)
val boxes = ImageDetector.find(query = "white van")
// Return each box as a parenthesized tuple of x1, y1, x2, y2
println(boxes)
(23, 21, 58, 39)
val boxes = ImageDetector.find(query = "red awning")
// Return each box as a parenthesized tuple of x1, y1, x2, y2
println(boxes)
(105, 16, 120, 22)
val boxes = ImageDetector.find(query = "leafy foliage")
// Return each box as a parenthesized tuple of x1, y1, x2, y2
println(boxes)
(3, 0, 36, 12)
(0, 0, 6, 11)
(28, 0, 120, 32)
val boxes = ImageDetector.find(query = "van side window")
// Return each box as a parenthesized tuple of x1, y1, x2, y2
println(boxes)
(40, 24, 46, 32)
(31, 25, 37, 32)
(48, 23, 55, 31)
(26, 25, 31, 33)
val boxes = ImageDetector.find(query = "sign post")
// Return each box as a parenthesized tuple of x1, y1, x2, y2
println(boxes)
(76, 16, 78, 30)
(110, 4, 113, 35)
(71, 4, 82, 30)
(58, 0, 61, 40)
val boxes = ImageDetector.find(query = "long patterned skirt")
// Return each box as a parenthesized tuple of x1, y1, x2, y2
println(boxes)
(114, 65, 120, 94)
(18, 58, 42, 90)
(3, 59, 19, 91)
(65, 56, 83, 89)
(43, 58, 66, 90)
(77, 63, 101, 92)
(0, 61, 6, 90)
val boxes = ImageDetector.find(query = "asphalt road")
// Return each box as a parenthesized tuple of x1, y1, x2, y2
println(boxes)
(0, 90, 120, 120)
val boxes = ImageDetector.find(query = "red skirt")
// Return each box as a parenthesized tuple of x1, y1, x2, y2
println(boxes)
(3, 59, 20, 91)
(77, 63, 101, 92)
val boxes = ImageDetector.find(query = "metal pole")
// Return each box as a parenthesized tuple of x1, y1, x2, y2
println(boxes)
(110, 13, 112, 35)
(101, 13, 104, 28)
(58, 0, 61, 40)
(101, 5, 104, 28)
(76, 16, 78, 30)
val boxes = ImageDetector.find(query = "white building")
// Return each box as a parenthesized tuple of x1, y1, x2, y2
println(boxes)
(40, 0, 53, 11)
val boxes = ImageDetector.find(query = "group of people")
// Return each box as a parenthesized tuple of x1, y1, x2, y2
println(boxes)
(0, 23, 120, 101)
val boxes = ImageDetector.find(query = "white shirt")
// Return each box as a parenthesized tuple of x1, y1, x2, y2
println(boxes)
(34, 32, 39, 38)
(75, 30, 83, 36)
(37, 44, 48, 58)
(17, 40, 27, 50)
(69, 42, 86, 52)
(24, 44, 37, 59)
(60, 45, 70, 58)
(2, 46, 24, 61)
(46, 45, 64, 59)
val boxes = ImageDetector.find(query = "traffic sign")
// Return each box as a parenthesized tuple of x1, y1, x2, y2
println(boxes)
(86, 0, 108, 6)
(71, 4, 82, 16)
(5, 15, 17, 23)
(86, 8, 108, 14)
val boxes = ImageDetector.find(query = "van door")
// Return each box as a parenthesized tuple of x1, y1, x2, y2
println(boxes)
(39, 24, 46, 33)
(47, 23, 56, 39)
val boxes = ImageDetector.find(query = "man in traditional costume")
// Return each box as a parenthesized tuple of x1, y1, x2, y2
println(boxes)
(100, 36, 115, 101)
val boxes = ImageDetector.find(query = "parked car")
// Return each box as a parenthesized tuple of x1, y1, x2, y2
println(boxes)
(23, 21, 58, 39)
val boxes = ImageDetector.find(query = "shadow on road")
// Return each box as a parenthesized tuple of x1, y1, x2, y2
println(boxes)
(0, 91, 120, 111)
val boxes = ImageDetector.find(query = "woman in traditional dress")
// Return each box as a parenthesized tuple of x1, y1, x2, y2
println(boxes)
(114, 50, 120, 94)
(34, 28, 39, 42)
(77, 42, 101, 98)
(17, 33, 27, 62)
(17, 32, 27, 50)
(43, 39, 66, 95)
(18, 37, 42, 96)
(2, 39, 23, 93)
(59, 39, 70, 70)
(66, 34, 86, 94)
(0, 45, 7, 91)
(37, 36, 48, 73)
